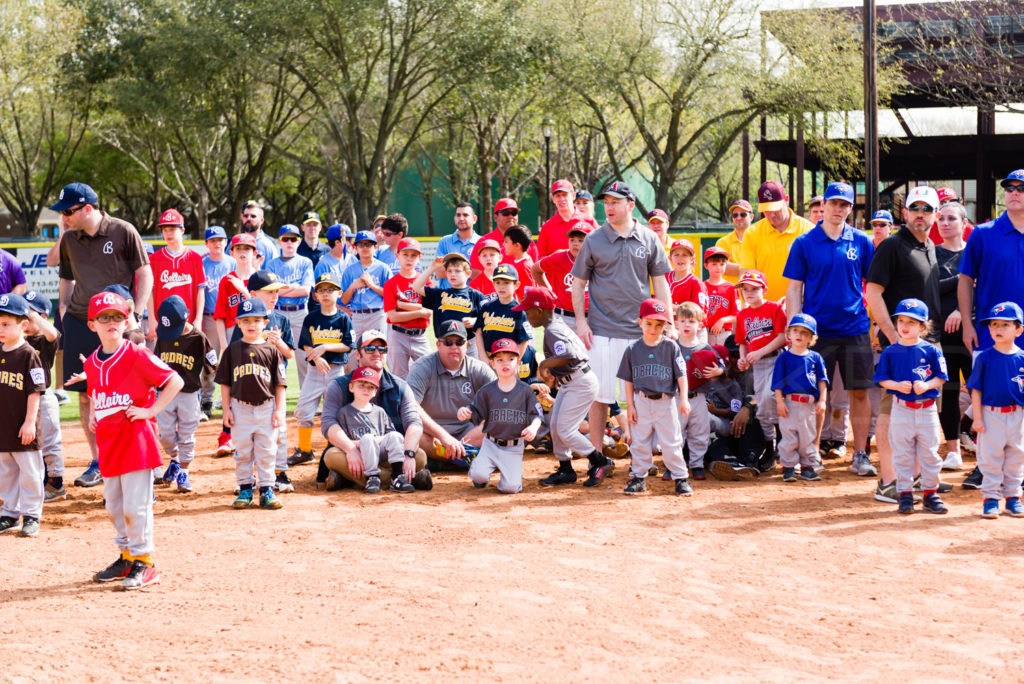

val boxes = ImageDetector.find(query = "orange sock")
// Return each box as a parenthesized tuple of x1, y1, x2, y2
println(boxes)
(130, 554, 153, 567)
(298, 427, 312, 452)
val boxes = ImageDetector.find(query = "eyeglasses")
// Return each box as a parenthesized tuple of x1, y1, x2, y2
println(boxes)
(61, 205, 85, 217)
(361, 344, 387, 353)
(440, 338, 466, 346)
(1005, 184, 1024, 194)
(731, 212, 749, 218)
(497, 209, 519, 217)
(95, 313, 126, 323)
(907, 204, 934, 213)
(280, 237, 299, 243)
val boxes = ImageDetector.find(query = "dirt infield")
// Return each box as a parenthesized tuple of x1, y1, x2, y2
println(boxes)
(3, 419, 1024, 683)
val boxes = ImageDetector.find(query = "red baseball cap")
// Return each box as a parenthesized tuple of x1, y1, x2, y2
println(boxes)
(669, 238, 694, 255)
(157, 209, 184, 227)
(757, 181, 788, 212)
(230, 233, 257, 250)
(704, 245, 729, 262)
(638, 298, 671, 322)
(566, 222, 593, 237)
(494, 198, 518, 213)
(647, 209, 669, 224)
(736, 270, 767, 289)
(88, 291, 131, 320)
(728, 199, 753, 213)
(351, 366, 381, 387)
(551, 179, 574, 195)
(489, 338, 520, 357)
(476, 238, 501, 254)
(512, 287, 557, 311)
(936, 186, 959, 203)
(396, 237, 422, 254)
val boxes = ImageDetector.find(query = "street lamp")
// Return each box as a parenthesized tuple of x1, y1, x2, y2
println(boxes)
(541, 118, 555, 218)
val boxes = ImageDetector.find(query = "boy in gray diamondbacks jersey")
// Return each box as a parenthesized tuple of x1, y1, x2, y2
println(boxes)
(617, 298, 693, 496)
(334, 366, 413, 494)
(457, 338, 542, 494)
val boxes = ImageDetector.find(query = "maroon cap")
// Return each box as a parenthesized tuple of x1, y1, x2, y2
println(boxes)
(638, 298, 671, 322)
(489, 338, 520, 357)
(757, 181, 788, 212)
(704, 246, 729, 262)
(647, 209, 669, 224)
(936, 187, 959, 203)
(551, 179, 573, 195)
(711, 344, 731, 361)
(351, 366, 381, 387)
(494, 198, 518, 213)
(511, 287, 557, 311)
(157, 209, 184, 227)
(728, 199, 753, 213)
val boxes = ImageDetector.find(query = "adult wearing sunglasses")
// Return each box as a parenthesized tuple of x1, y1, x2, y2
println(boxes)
(469, 198, 539, 275)
(406, 320, 495, 463)
(50, 181, 152, 488)
(716, 199, 752, 285)
(318, 329, 434, 491)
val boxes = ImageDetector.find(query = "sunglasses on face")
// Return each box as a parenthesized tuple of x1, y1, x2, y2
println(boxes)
(381, 230, 399, 237)
(61, 205, 85, 217)
(280, 237, 299, 243)
(440, 338, 466, 346)
(731, 212, 749, 218)
(1005, 184, 1024, 194)
(907, 204, 934, 213)
(95, 313, 126, 323)
(361, 344, 387, 353)
(497, 209, 519, 217)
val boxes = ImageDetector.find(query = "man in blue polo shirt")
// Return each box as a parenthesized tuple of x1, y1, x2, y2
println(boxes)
(266, 224, 315, 387)
(435, 203, 480, 288)
(960, 169, 1024, 352)
(340, 230, 393, 369)
(783, 181, 876, 477)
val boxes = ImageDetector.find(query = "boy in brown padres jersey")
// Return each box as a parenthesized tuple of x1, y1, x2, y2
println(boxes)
(215, 298, 287, 510)
(154, 296, 216, 493)
(0, 293, 47, 537)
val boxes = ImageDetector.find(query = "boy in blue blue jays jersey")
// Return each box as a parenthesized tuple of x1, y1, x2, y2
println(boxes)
(474, 264, 532, 360)
(874, 299, 948, 515)
(966, 301, 1024, 519)
(340, 230, 392, 366)
(772, 313, 828, 482)
(290, 273, 353, 467)
(413, 252, 487, 359)
(265, 224, 314, 387)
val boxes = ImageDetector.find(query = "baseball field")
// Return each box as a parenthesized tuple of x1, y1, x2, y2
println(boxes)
(2, 415, 1023, 683)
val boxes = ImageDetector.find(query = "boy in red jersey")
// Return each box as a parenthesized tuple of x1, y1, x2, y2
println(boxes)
(146, 209, 205, 342)
(734, 270, 787, 452)
(532, 224, 591, 328)
(85, 292, 184, 591)
(665, 239, 709, 341)
(703, 246, 737, 346)
(468, 239, 501, 298)
(382, 237, 431, 376)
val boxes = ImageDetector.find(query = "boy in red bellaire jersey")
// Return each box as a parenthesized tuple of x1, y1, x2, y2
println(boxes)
(146, 209, 205, 342)
(734, 270, 787, 456)
(468, 239, 501, 298)
(665, 238, 709, 342)
(85, 292, 184, 591)
(382, 237, 432, 377)
(531, 224, 591, 327)
(703, 246, 738, 346)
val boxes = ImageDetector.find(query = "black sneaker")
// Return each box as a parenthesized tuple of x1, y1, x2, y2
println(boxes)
(674, 479, 694, 496)
(691, 467, 706, 481)
(539, 468, 577, 486)
(623, 477, 647, 495)
(94, 556, 132, 583)
(800, 468, 821, 482)
(582, 458, 614, 487)
(412, 467, 433, 491)
(365, 475, 381, 494)
(756, 451, 777, 474)
(287, 448, 314, 467)
(0, 516, 19, 534)
(962, 466, 982, 490)
(922, 492, 948, 514)
(782, 467, 797, 482)
(390, 473, 414, 493)
(898, 491, 915, 514)
(274, 470, 294, 493)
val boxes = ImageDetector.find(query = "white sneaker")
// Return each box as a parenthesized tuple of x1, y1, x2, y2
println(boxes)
(828, 443, 848, 459)
(849, 450, 878, 477)
(941, 450, 964, 471)
(960, 434, 977, 455)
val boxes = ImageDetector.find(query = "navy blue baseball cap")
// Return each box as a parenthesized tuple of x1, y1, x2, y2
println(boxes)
(103, 284, 133, 301)
(893, 298, 929, 323)
(0, 293, 30, 318)
(823, 181, 855, 205)
(278, 224, 300, 238)
(24, 290, 51, 317)
(301, 211, 321, 225)
(354, 230, 377, 244)
(599, 181, 636, 202)
(787, 313, 817, 335)
(236, 297, 269, 319)
(870, 210, 893, 224)
(492, 263, 519, 282)
(50, 182, 98, 211)
(205, 225, 228, 241)
(156, 295, 189, 341)
(981, 301, 1024, 324)
(575, 190, 594, 202)
(1000, 169, 1024, 187)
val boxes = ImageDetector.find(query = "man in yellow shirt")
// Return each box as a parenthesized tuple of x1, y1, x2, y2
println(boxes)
(737, 181, 814, 302)
(716, 199, 751, 284)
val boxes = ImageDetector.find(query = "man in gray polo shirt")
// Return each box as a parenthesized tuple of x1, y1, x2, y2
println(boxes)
(51, 181, 153, 488)
(570, 180, 674, 455)
(407, 320, 495, 462)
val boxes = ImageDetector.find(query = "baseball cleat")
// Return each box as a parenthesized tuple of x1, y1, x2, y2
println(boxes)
(176, 470, 193, 493)
(18, 518, 40, 537)
(44, 483, 67, 502)
(287, 448, 314, 467)
(160, 460, 181, 486)
(259, 489, 283, 509)
(121, 561, 160, 591)
(582, 457, 614, 487)
(274, 471, 294, 493)
(232, 488, 254, 509)
(623, 477, 647, 495)
(94, 556, 132, 583)
(215, 432, 234, 458)
(674, 478, 694, 496)
(539, 468, 577, 486)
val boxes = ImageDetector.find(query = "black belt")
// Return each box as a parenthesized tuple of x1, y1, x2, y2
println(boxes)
(688, 391, 699, 399)
(490, 437, 521, 447)
(232, 397, 272, 408)
(276, 304, 306, 312)
(391, 324, 426, 336)
(351, 308, 382, 314)
(554, 307, 576, 316)
(636, 390, 665, 400)
(560, 364, 592, 382)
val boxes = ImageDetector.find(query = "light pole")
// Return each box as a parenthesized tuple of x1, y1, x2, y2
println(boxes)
(863, 0, 879, 220)
(542, 118, 554, 218)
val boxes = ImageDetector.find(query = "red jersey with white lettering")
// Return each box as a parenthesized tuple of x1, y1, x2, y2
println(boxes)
(538, 249, 587, 312)
(469, 273, 496, 299)
(500, 254, 537, 301)
(85, 340, 177, 478)
(214, 270, 249, 328)
(150, 247, 205, 318)
(735, 300, 787, 353)
(667, 272, 709, 314)
(470, 228, 540, 272)
(383, 272, 430, 329)
(704, 279, 737, 331)
(537, 210, 599, 257)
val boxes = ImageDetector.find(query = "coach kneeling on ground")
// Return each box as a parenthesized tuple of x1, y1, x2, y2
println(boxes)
(407, 320, 495, 464)
(318, 330, 432, 490)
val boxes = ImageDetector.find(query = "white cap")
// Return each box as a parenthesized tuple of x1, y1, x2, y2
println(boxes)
(905, 186, 940, 210)
(358, 329, 387, 347)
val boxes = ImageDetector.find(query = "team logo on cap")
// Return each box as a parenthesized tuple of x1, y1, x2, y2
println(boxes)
(161, 316, 171, 327)
(241, 301, 254, 312)
(993, 304, 1007, 315)
(650, 302, 665, 313)
(359, 368, 374, 379)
